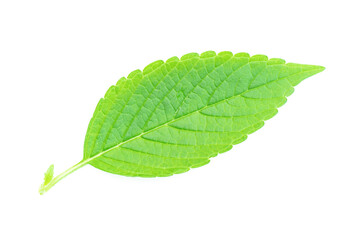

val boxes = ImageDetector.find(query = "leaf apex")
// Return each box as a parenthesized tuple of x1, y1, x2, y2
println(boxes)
(305, 64, 325, 72)
(317, 65, 326, 72)
(306, 64, 326, 75)
(286, 63, 325, 86)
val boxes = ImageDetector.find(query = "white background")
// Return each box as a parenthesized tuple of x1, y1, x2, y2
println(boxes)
(1, 0, 358, 239)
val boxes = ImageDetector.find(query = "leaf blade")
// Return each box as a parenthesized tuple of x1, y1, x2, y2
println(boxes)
(83, 51, 324, 177)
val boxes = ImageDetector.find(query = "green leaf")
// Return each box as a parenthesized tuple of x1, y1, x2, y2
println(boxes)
(39, 164, 54, 195)
(39, 51, 325, 194)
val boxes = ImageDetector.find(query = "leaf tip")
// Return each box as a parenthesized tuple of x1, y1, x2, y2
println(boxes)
(306, 64, 326, 78)
(310, 64, 325, 72)
(286, 63, 326, 86)
(318, 65, 326, 72)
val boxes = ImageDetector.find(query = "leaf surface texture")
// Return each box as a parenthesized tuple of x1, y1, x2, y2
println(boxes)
(82, 51, 324, 177)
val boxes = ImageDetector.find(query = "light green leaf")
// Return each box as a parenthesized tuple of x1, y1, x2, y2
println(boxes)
(39, 51, 325, 194)
(39, 164, 54, 195)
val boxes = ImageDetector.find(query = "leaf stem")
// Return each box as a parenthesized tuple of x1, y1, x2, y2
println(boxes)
(39, 161, 87, 195)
